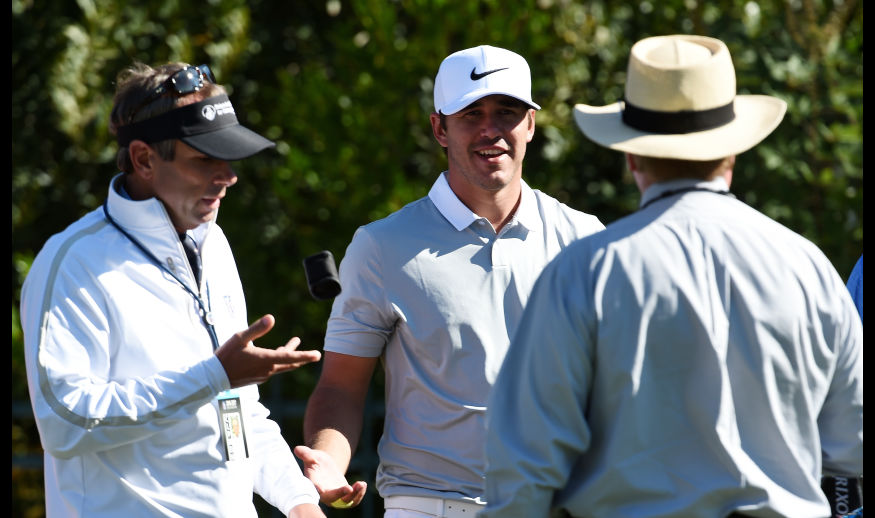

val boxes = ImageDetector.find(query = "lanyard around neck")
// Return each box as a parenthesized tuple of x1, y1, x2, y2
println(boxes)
(639, 186, 733, 211)
(102, 200, 220, 351)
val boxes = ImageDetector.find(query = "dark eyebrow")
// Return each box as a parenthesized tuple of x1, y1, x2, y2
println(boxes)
(497, 97, 527, 108)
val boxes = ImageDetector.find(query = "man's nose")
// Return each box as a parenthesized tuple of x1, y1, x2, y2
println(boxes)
(214, 162, 238, 186)
(479, 112, 502, 138)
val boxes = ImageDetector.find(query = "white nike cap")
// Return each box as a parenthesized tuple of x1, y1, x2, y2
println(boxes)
(433, 45, 541, 115)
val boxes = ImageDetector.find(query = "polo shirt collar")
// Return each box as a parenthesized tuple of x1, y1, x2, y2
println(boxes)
(639, 176, 731, 208)
(428, 172, 541, 232)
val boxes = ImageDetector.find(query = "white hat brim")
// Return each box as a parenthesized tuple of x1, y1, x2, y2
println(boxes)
(573, 95, 787, 160)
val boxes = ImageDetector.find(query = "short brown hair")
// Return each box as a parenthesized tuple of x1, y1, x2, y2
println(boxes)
(633, 155, 732, 181)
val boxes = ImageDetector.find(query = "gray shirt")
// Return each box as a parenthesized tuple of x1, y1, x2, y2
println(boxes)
(482, 177, 864, 518)
(324, 172, 604, 501)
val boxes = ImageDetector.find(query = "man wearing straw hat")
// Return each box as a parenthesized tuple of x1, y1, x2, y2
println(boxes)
(480, 35, 863, 518)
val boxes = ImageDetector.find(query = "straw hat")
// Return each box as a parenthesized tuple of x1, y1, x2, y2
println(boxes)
(573, 34, 786, 160)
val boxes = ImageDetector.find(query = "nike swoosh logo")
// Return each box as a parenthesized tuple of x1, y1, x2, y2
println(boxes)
(470, 67, 508, 80)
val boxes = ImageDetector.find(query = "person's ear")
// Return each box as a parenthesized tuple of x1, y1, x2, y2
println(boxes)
(625, 153, 638, 175)
(430, 112, 448, 148)
(128, 140, 155, 180)
(627, 154, 650, 194)
(723, 155, 736, 187)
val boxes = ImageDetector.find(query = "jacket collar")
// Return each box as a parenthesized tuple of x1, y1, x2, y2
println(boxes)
(106, 173, 213, 244)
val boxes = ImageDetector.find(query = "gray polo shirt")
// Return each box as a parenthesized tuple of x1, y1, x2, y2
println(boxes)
(324, 171, 604, 501)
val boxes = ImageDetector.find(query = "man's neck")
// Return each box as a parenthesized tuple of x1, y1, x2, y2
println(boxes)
(119, 173, 155, 201)
(448, 178, 522, 233)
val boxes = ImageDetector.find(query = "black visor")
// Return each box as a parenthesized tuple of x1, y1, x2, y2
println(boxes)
(116, 94, 275, 160)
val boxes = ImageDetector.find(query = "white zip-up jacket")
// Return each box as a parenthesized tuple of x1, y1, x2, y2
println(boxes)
(20, 173, 318, 517)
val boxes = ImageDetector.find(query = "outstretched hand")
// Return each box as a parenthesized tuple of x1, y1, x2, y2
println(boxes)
(216, 315, 321, 388)
(293, 445, 368, 508)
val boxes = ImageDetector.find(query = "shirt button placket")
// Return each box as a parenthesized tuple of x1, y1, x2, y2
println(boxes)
(493, 235, 506, 267)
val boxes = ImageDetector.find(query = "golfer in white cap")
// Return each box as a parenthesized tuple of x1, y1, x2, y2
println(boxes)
(294, 45, 604, 516)
(482, 34, 863, 518)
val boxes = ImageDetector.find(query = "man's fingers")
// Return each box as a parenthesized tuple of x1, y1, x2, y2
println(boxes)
(265, 346, 322, 364)
(328, 482, 366, 507)
(349, 481, 367, 505)
(238, 314, 275, 344)
(272, 335, 321, 365)
(321, 486, 353, 501)
(281, 336, 303, 350)
(217, 316, 323, 388)
(293, 445, 313, 463)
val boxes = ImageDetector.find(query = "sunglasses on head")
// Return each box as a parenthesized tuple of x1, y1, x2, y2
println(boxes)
(128, 64, 215, 122)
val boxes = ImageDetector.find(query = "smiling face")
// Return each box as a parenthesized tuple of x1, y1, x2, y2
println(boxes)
(431, 94, 535, 198)
(127, 140, 238, 233)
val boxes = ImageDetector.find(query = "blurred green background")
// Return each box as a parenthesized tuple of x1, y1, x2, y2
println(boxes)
(11, 1, 862, 517)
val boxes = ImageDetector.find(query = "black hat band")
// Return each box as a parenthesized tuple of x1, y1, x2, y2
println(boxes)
(622, 99, 735, 134)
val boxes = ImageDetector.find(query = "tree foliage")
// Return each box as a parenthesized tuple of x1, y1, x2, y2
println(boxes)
(12, 1, 862, 516)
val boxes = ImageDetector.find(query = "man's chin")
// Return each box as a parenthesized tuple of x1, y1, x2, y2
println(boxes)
(187, 211, 217, 229)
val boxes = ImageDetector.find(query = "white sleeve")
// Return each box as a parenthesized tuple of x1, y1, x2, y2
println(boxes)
(244, 392, 320, 513)
(817, 278, 864, 476)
